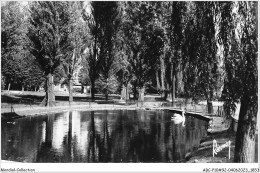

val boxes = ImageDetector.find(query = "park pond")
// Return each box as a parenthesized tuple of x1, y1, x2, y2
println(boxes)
(1, 109, 209, 163)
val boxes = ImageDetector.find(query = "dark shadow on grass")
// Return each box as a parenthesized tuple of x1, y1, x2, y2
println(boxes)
(55, 94, 121, 102)
(2, 94, 43, 105)
(19, 94, 44, 101)
(154, 97, 166, 101)
(1, 95, 21, 103)
(1, 112, 25, 122)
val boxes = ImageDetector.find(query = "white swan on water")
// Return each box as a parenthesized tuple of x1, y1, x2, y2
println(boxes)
(171, 108, 186, 127)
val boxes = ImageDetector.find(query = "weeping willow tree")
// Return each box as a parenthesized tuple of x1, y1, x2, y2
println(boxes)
(217, 1, 258, 163)
(182, 2, 220, 113)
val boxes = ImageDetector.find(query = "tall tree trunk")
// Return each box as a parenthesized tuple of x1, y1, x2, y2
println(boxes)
(126, 83, 129, 100)
(120, 83, 129, 104)
(172, 75, 176, 107)
(8, 83, 11, 92)
(89, 86, 92, 97)
(165, 82, 170, 100)
(207, 100, 213, 114)
(91, 80, 95, 101)
(160, 55, 165, 98)
(105, 89, 108, 101)
(68, 77, 73, 103)
(133, 80, 137, 100)
(22, 85, 24, 94)
(121, 85, 126, 100)
(105, 81, 108, 101)
(171, 64, 175, 107)
(176, 66, 183, 96)
(81, 84, 84, 94)
(234, 96, 257, 162)
(138, 87, 145, 107)
(41, 73, 55, 107)
(207, 90, 214, 114)
(156, 70, 160, 91)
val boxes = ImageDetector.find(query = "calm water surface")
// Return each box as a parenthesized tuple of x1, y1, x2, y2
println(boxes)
(1, 110, 208, 162)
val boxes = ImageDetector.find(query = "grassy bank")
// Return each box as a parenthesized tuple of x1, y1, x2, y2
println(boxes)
(186, 131, 258, 163)
(186, 132, 236, 163)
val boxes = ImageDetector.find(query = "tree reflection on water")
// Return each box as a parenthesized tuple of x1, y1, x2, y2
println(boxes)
(1, 110, 208, 162)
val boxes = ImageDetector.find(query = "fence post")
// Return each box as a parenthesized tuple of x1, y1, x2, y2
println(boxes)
(213, 139, 217, 157)
(228, 141, 231, 159)
(11, 104, 14, 112)
(213, 140, 215, 157)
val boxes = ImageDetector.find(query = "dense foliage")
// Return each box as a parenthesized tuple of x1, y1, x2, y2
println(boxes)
(1, 2, 44, 91)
